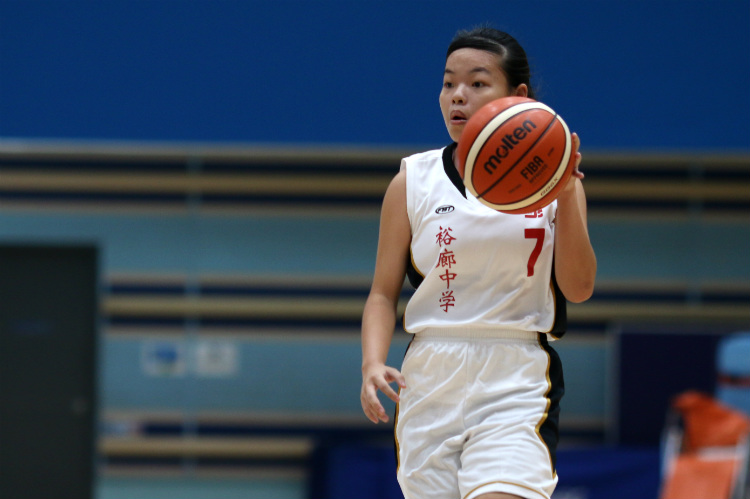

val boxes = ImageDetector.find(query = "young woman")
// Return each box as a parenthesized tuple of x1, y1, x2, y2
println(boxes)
(360, 27, 596, 499)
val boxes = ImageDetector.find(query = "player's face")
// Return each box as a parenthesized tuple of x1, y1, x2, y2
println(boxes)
(440, 48, 525, 143)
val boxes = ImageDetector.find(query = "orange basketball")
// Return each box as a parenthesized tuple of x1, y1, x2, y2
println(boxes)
(455, 96, 575, 214)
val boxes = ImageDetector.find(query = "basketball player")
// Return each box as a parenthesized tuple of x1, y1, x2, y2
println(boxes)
(360, 27, 596, 499)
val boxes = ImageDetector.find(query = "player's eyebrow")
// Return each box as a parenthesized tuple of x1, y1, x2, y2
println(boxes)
(444, 67, 492, 75)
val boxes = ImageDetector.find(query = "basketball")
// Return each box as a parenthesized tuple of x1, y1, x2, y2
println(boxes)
(455, 96, 575, 214)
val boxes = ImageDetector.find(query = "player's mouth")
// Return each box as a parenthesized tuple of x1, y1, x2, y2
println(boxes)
(450, 110, 468, 125)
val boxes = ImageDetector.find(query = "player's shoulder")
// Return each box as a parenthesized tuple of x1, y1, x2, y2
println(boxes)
(400, 146, 447, 173)
(403, 147, 445, 164)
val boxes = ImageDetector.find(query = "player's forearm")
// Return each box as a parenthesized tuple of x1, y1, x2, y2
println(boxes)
(361, 294, 398, 368)
(554, 180, 597, 303)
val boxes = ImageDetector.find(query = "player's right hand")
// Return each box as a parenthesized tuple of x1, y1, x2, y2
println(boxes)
(361, 363, 406, 424)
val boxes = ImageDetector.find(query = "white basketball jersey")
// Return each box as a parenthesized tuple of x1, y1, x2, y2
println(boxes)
(402, 145, 564, 336)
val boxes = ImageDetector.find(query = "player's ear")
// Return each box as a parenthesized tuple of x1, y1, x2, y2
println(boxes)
(513, 84, 529, 97)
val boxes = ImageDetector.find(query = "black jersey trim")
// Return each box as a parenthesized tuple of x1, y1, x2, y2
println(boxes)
(442, 143, 467, 198)
(537, 333, 565, 476)
(547, 267, 568, 339)
(405, 248, 424, 289)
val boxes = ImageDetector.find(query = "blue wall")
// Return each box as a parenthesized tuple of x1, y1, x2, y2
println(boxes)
(1, 0, 749, 150)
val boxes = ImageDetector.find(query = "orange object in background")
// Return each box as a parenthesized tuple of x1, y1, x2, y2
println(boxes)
(660, 391, 750, 499)
(661, 454, 739, 499)
(675, 391, 750, 451)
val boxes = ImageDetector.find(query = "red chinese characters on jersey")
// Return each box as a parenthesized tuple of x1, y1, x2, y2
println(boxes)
(435, 226, 456, 246)
(439, 290, 455, 311)
(438, 248, 456, 268)
(435, 226, 457, 312)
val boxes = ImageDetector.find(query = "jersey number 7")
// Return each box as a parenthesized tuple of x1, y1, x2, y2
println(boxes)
(524, 228, 545, 277)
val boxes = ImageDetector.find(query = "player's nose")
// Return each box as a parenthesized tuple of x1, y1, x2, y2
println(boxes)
(452, 84, 467, 104)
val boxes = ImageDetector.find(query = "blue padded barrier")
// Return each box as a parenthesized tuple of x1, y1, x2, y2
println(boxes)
(716, 332, 750, 417)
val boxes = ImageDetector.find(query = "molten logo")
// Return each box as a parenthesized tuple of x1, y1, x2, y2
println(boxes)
(435, 205, 454, 214)
(483, 119, 537, 175)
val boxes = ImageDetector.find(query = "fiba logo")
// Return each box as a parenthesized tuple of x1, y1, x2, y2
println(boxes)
(435, 205, 454, 214)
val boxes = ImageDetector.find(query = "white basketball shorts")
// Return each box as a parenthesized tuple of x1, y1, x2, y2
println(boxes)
(394, 328, 564, 499)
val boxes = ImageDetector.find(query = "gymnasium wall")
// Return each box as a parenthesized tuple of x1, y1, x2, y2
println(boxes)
(1, 0, 749, 151)
(1, 2, 749, 499)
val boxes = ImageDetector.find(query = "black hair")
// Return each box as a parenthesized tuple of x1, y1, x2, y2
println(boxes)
(446, 26, 536, 99)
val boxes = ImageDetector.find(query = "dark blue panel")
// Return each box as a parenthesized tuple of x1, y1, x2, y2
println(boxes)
(616, 328, 739, 446)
